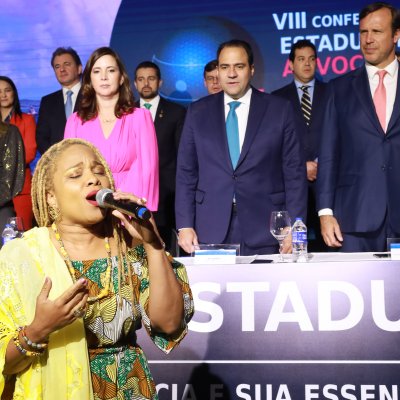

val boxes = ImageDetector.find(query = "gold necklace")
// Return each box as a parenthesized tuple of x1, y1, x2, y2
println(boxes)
(51, 222, 112, 303)
(101, 116, 116, 123)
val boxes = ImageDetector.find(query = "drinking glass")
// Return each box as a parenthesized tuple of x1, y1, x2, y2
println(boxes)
(270, 211, 291, 262)
(7, 217, 24, 238)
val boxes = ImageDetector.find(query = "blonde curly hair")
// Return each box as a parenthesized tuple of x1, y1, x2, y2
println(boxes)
(32, 138, 130, 292)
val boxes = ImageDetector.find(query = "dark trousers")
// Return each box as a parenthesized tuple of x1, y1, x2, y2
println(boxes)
(223, 203, 278, 256)
(341, 212, 399, 252)
(307, 187, 329, 252)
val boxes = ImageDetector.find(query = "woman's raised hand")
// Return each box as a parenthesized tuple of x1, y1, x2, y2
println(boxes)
(26, 277, 89, 343)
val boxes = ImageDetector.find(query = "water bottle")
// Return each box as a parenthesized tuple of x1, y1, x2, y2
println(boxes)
(292, 217, 308, 262)
(2, 224, 17, 246)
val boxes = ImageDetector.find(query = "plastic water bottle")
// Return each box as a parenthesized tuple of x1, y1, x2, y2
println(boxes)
(292, 217, 308, 262)
(2, 224, 17, 246)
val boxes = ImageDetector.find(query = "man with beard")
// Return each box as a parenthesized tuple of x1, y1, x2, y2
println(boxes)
(134, 61, 186, 255)
(272, 40, 329, 252)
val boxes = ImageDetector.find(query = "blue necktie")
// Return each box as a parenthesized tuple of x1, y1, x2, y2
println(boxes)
(226, 101, 241, 168)
(65, 90, 73, 119)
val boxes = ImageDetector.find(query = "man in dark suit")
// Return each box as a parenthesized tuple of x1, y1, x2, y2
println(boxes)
(272, 40, 328, 252)
(176, 39, 307, 256)
(317, 2, 400, 252)
(203, 59, 222, 95)
(36, 47, 82, 155)
(134, 61, 186, 255)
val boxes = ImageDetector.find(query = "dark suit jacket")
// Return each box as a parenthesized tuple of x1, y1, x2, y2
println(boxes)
(317, 64, 400, 233)
(272, 80, 328, 162)
(176, 88, 308, 248)
(36, 89, 81, 155)
(136, 97, 186, 227)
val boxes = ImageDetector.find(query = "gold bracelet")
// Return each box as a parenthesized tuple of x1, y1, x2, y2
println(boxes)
(13, 328, 43, 357)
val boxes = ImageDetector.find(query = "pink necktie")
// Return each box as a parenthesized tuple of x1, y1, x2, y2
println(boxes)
(373, 70, 387, 132)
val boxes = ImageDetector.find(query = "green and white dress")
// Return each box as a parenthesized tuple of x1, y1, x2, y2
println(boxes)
(70, 245, 194, 400)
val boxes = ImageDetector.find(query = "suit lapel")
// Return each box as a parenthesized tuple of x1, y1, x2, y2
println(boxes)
(237, 89, 268, 168)
(290, 82, 313, 127)
(287, 82, 300, 104)
(73, 89, 82, 113)
(206, 93, 233, 170)
(56, 90, 67, 124)
(155, 97, 164, 126)
(387, 64, 400, 135)
(352, 67, 384, 135)
(213, 94, 234, 170)
(289, 82, 304, 117)
(311, 81, 324, 124)
(154, 98, 163, 132)
(136, 98, 162, 130)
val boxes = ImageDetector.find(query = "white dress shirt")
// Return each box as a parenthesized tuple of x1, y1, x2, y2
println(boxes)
(140, 95, 160, 122)
(295, 78, 315, 104)
(224, 88, 252, 151)
(366, 57, 398, 131)
(62, 82, 81, 112)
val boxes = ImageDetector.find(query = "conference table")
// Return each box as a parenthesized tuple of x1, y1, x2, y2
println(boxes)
(138, 252, 400, 400)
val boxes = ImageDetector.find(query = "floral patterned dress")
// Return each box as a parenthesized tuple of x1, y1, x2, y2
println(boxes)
(70, 245, 194, 400)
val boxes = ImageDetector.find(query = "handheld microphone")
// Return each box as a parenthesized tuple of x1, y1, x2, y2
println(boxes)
(95, 188, 151, 221)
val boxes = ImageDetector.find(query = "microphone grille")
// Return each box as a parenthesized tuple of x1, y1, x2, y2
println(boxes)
(96, 188, 113, 207)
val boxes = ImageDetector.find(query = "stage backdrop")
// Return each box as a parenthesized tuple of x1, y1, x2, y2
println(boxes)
(1, 0, 399, 111)
(137, 259, 400, 400)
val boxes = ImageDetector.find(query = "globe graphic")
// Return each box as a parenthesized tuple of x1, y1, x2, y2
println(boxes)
(153, 30, 220, 103)
(110, 9, 264, 105)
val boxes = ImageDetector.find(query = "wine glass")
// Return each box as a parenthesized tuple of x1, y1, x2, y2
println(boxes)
(7, 217, 24, 238)
(270, 211, 291, 262)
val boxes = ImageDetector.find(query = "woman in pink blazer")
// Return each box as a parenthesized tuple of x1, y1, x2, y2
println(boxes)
(64, 47, 159, 211)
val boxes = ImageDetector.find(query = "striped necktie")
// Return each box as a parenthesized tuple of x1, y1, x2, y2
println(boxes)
(300, 85, 311, 126)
